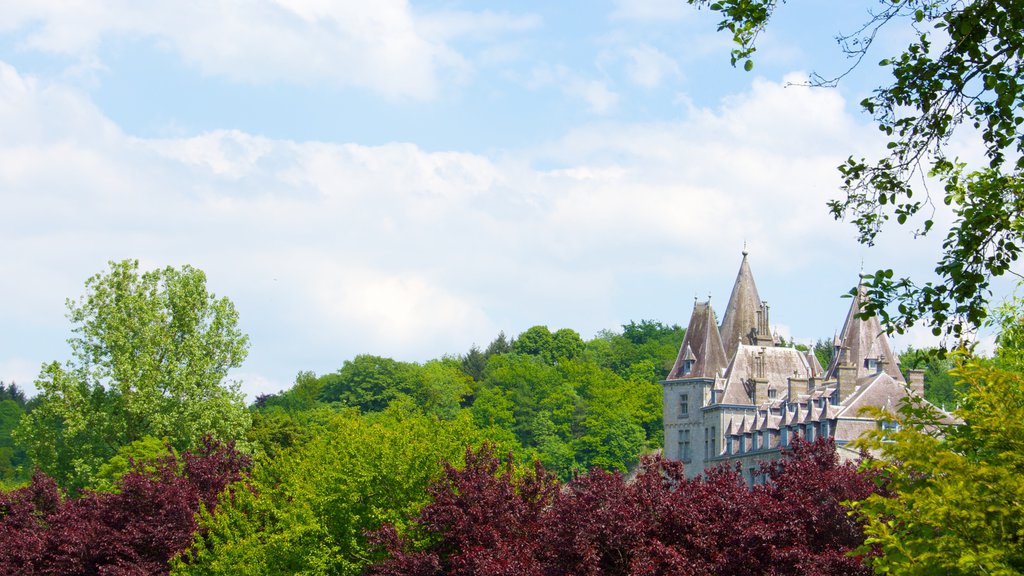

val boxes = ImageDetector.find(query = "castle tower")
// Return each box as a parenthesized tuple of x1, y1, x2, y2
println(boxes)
(719, 249, 773, 360)
(825, 278, 904, 384)
(667, 300, 729, 380)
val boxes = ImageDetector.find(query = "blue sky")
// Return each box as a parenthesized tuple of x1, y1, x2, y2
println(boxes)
(0, 0, 1000, 398)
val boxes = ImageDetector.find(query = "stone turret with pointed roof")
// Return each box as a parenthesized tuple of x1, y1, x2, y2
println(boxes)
(667, 300, 729, 380)
(719, 249, 773, 360)
(825, 278, 905, 382)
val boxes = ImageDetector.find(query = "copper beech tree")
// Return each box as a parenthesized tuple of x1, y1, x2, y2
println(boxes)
(0, 438, 250, 576)
(371, 438, 882, 576)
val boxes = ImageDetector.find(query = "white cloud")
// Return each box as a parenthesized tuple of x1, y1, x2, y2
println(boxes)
(0, 1, 537, 99)
(0, 59, 959, 398)
(527, 64, 619, 114)
(624, 44, 680, 88)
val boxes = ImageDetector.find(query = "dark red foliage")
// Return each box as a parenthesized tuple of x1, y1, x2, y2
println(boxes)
(0, 437, 250, 576)
(370, 438, 882, 576)
(370, 443, 558, 576)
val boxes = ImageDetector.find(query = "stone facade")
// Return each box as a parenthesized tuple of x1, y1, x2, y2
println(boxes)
(661, 251, 928, 482)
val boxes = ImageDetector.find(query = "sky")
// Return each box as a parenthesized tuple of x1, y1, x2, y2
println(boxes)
(0, 0, 1006, 400)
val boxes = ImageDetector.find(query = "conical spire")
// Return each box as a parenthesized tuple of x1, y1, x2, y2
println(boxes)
(668, 300, 729, 380)
(825, 279, 905, 382)
(719, 250, 764, 360)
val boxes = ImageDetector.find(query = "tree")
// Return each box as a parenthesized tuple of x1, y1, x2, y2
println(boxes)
(0, 437, 250, 576)
(14, 260, 251, 492)
(813, 337, 835, 371)
(849, 297, 1024, 573)
(852, 362, 1024, 574)
(173, 409, 502, 576)
(370, 439, 880, 576)
(690, 0, 1024, 339)
(0, 398, 29, 485)
(317, 354, 420, 411)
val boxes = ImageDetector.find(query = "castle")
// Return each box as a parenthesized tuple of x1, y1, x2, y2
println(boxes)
(661, 250, 925, 480)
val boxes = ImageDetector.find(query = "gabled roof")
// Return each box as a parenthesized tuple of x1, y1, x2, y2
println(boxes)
(667, 300, 729, 380)
(834, 373, 908, 419)
(718, 345, 812, 405)
(826, 279, 905, 383)
(805, 350, 825, 378)
(719, 251, 764, 360)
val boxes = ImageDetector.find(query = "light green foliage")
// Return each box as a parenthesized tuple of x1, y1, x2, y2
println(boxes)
(691, 0, 1024, 340)
(172, 409, 495, 576)
(989, 292, 1024, 373)
(14, 260, 251, 492)
(92, 436, 176, 493)
(852, 361, 1024, 575)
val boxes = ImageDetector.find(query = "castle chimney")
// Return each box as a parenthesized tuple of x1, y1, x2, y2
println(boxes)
(837, 365, 858, 403)
(788, 377, 808, 400)
(908, 369, 925, 396)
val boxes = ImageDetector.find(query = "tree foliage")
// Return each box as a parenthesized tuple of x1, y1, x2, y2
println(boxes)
(0, 383, 30, 486)
(371, 438, 880, 576)
(690, 0, 1024, 339)
(852, 361, 1024, 575)
(0, 437, 250, 576)
(14, 260, 252, 493)
(172, 409, 500, 576)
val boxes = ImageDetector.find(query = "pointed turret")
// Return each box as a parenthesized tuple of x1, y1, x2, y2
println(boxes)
(825, 278, 905, 383)
(668, 300, 729, 380)
(720, 250, 769, 360)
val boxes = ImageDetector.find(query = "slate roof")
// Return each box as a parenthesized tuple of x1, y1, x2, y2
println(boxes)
(667, 300, 729, 380)
(825, 280, 905, 383)
(719, 344, 812, 405)
(719, 251, 764, 360)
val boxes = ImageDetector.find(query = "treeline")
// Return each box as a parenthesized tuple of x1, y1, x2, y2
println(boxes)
(252, 321, 683, 479)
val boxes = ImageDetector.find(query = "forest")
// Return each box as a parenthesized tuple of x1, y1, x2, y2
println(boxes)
(1, 259, 1016, 575)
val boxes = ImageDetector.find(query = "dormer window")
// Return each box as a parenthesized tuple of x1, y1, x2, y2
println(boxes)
(768, 388, 777, 399)
(865, 358, 878, 370)
(682, 359, 695, 375)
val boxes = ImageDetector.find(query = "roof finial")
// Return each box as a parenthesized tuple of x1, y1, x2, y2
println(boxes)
(742, 240, 748, 257)
(859, 258, 865, 280)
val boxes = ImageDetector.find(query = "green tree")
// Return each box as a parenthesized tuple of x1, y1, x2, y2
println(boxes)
(14, 260, 251, 492)
(852, 361, 1024, 574)
(318, 354, 420, 412)
(851, 295, 1024, 574)
(412, 359, 473, 419)
(172, 408, 500, 576)
(813, 337, 835, 371)
(0, 398, 28, 485)
(512, 325, 555, 359)
(690, 0, 1024, 339)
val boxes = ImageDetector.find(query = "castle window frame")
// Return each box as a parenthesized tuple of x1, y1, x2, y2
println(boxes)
(679, 429, 691, 463)
(679, 393, 689, 417)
